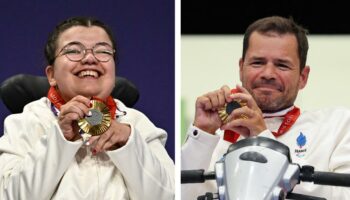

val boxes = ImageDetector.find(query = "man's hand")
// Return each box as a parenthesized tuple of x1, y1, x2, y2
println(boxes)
(221, 85, 267, 137)
(194, 85, 233, 134)
(58, 95, 91, 141)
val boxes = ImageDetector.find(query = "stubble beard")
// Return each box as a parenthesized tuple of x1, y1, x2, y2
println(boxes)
(251, 91, 296, 113)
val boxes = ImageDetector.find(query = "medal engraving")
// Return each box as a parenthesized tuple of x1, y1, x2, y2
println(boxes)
(218, 100, 248, 124)
(85, 109, 103, 126)
(78, 100, 111, 136)
(225, 101, 242, 115)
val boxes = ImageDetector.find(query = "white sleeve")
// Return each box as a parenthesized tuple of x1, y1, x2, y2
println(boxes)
(181, 125, 272, 171)
(0, 114, 82, 200)
(107, 111, 174, 200)
(258, 129, 276, 139)
(181, 124, 220, 170)
(181, 124, 220, 200)
(326, 110, 350, 199)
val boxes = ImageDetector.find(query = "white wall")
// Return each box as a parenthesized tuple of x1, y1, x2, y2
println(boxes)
(181, 35, 350, 138)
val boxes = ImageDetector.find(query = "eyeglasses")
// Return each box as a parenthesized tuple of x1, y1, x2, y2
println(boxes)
(56, 42, 115, 62)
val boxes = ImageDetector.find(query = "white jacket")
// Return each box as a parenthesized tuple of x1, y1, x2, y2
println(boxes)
(0, 97, 174, 200)
(182, 106, 350, 200)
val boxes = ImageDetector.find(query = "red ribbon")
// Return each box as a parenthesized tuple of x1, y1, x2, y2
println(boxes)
(47, 86, 117, 119)
(271, 106, 300, 137)
(223, 105, 301, 143)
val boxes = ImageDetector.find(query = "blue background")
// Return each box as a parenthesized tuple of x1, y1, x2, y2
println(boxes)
(0, 0, 174, 160)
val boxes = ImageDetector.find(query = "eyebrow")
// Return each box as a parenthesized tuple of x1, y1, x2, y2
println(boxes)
(56, 41, 82, 55)
(248, 56, 293, 65)
(62, 41, 113, 48)
(247, 56, 266, 62)
(94, 42, 113, 47)
(275, 58, 293, 66)
(63, 41, 82, 47)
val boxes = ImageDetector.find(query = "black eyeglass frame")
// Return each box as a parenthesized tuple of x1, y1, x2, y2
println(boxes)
(55, 41, 116, 62)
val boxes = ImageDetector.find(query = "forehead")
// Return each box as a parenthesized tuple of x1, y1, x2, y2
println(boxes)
(57, 26, 112, 48)
(246, 31, 299, 61)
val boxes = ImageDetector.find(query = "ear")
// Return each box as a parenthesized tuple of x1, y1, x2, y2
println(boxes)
(239, 58, 244, 82)
(45, 65, 57, 86)
(298, 65, 310, 90)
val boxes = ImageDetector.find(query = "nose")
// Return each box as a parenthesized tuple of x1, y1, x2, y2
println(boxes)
(81, 49, 98, 64)
(260, 62, 277, 80)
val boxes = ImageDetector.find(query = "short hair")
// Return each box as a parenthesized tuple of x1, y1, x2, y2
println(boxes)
(242, 16, 309, 71)
(44, 16, 117, 65)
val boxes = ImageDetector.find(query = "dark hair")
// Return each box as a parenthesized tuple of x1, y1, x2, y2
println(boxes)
(242, 16, 309, 71)
(44, 16, 117, 65)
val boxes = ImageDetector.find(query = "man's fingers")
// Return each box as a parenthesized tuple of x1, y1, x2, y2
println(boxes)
(217, 89, 227, 107)
(220, 85, 233, 102)
(196, 96, 212, 110)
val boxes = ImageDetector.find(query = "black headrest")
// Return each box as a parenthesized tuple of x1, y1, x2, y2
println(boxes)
(0, 74, 139, 113)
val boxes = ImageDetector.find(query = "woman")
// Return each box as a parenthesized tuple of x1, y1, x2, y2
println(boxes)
(0, 16, 174, 200)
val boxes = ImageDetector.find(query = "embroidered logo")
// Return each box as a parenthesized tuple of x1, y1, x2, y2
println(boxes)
(295, 132, 307, 157)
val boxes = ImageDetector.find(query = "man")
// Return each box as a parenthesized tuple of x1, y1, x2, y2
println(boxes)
(182, 16, 350, 199)
(0, 17, 174, 199)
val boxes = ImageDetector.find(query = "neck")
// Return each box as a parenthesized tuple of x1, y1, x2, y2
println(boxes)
(263, 106, 295, 118)
(262, 104, 294, 114)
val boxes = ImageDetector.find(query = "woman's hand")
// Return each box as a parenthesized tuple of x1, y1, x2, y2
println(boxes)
(58, 95, 91, 141)
(90, 120, 131, 154)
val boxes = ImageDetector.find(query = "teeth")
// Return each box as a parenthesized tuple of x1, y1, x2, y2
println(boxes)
(78, 70, 99, 78)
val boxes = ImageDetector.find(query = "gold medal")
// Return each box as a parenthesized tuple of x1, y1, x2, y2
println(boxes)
(78, 100, 111, 136)
(218, 100, 248, 124)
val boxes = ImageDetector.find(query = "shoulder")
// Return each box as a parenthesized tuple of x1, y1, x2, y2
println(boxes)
(113, 98, 167, 142)
(303, 106, 350, 115)
(114, 98, 143, 117)
(301, 106, 350, 122)
(114, 98, 152, 125)
(2, 98, 58, 153)
(4, 97, 54, 127)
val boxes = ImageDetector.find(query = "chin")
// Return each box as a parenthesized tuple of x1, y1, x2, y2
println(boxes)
(256, 98, 280, 112)
(78, 86, 112, 99)
(76, 91, 98, 98)
(89, 92, 111, 100)
(261, 107, 281, 113)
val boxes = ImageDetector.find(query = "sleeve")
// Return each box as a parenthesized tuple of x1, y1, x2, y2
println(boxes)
(181, 124, 220, 200)
(258, 129, 276, 139)
(106, 109, 174, 200)
(181, 125, 273, 170)
(326, 109, 350, 199)
(181, 124, 220, 170)
(0, 114, 82, 200)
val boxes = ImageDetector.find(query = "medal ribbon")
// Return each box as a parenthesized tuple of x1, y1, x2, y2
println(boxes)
(223, 106, 300, 143)
(47, 86, 117, 119)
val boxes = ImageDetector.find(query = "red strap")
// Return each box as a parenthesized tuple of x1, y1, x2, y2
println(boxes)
(47, 86, 66, 110)
(271, 106, 300, 137)
(47, 86, 117, 119)
(223, 130, 240, 143)
(104, 96, 117, 119)
(223, 88, 242, 143)
(223, 106, 301, 143)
